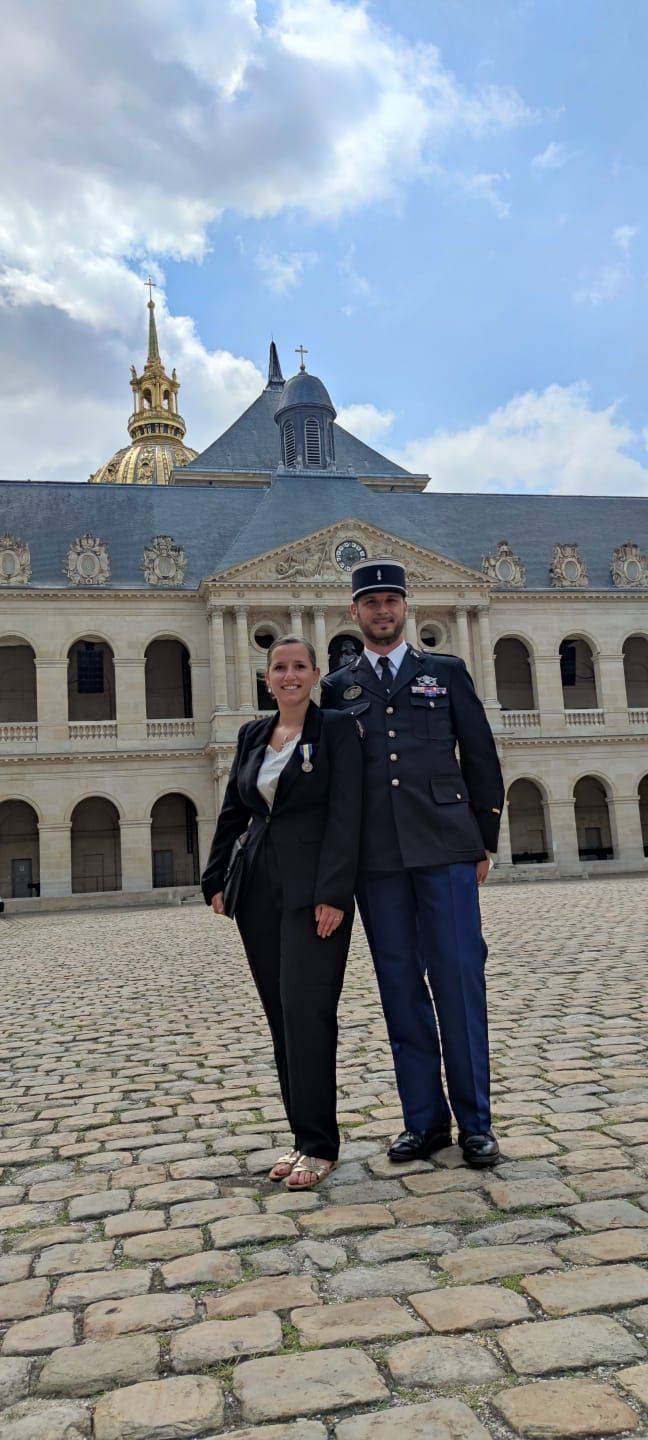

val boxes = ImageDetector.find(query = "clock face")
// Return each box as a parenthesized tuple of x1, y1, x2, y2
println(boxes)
(335, 539, 367, 572)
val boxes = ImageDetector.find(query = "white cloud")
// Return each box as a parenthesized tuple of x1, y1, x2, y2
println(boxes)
(255, 249, 317, 295)
(460, 171, 510, 218)
(336, 403, 395, 444)
(393, 382, 648, 496)
(532, 141, 571, 170)
(0, 0, 534, 482)
(613, 224, 638, 253)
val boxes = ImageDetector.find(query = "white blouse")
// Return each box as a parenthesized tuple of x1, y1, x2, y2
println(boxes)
(257, 732, 302, 810)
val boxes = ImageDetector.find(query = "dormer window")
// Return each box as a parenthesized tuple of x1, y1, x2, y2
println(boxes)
(283, 420, 296, 466)
(305, 417, 321, 466)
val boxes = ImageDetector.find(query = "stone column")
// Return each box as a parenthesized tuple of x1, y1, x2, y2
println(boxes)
(494, 792, 513, 865)
(596, 653, 630, 732)
(208, 607, 228, 711)
(197, 816, 218, 879)
(547, 798, 581, 873)
(120, 820, 152, 892)
(535, 654, 567, 735)
(114, 658, 147, 744)
(405, 607, 418, 647)
(38, 823, 72, 897)
(290, 606, 304, 637)
(611, 795, 646, 866)
(476, 606, 499, 708)
(35, 660, 69, 746)
(234, 606, 254, 711)
(454, 605, 471, 669)
(313, 607, 329, 676)
(189, 659, 211, 725)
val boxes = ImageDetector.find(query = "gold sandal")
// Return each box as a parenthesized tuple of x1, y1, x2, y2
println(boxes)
(269, 1148, 300, 1182)
(286, 1155, 339, 1190)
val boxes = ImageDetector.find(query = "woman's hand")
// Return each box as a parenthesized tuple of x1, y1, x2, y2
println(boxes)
(315, 903, 344, 939)
(476, 856, 492, 886)
(211, 892, 226, 915)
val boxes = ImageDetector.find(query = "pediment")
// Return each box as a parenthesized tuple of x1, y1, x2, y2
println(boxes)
(206, 519, 488, 589)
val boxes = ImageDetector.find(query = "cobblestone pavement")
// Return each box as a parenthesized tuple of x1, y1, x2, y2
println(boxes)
(1, 878, 648, 1440)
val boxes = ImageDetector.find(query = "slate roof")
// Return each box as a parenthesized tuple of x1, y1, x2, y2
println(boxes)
(184, 383, 411, 479)
(2, 475, 648, 592)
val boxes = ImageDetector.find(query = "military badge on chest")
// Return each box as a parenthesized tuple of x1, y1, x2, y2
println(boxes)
(411, 675, 448, 700)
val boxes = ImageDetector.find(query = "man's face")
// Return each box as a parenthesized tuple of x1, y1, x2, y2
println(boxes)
(351, 591, 407, 645)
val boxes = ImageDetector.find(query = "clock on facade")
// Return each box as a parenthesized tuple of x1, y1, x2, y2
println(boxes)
(335, 539, 367, 571)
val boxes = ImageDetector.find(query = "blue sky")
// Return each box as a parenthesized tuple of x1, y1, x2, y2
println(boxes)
(1, 0, 647, 493)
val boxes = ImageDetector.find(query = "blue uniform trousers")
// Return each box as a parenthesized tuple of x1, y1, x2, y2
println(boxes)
(356, 862, 491, 1136)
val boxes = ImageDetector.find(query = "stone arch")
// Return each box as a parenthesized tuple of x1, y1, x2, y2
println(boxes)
(67, 636, 116, 722)
(145, 637, 192, 719)
(0, 799, 40, 897)
(623, 634, 648, 708)
(507, 778, 551, 863)
(573, 775, 614, 860)
(494, 635, 536, 710)
(71, 796, 122, 893)
(0, 636, 37, 723)
(150, 792, 199, 887)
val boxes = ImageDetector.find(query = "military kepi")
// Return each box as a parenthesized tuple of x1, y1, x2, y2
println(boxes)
(351, 558, 407, 600)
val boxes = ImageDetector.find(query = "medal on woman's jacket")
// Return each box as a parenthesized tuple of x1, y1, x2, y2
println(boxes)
(300, 743, 314, 773)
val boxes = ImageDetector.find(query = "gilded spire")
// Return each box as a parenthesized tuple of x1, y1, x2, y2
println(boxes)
(145, 277, 161, 365)
(126, 287, 187, 446)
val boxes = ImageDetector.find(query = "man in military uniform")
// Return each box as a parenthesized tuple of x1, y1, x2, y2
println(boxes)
(320, 559, 504, 1167)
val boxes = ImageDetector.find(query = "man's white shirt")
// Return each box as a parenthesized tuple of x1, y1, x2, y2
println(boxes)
(363, 639, 409, 682)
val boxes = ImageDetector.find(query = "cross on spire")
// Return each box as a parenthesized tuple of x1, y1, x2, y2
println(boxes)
(145, 275, 157, 305)
(295, 344, 308, 372)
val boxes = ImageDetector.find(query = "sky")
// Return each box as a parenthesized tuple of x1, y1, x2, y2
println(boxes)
(1, 0, 647, 495)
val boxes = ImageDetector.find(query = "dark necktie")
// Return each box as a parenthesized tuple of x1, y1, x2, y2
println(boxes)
(378, 656, 392, 694)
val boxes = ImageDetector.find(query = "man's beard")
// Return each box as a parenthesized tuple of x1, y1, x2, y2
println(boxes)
(358, 615, 406, 644)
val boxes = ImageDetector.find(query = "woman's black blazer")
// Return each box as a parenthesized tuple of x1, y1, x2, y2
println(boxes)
(201, 701, 363, 914)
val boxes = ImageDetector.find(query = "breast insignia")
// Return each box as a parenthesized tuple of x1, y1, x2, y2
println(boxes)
(343, 684, 363, 700)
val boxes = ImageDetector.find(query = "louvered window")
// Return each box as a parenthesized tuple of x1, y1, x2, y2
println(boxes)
(305, 417, 321, 466)
(283, 421, 296, 466)
(77, 643, 104, 694)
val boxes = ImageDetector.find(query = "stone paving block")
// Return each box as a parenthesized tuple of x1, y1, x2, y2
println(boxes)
(522, 1261, 648, 1314)
(297, 1203, 395, 1237)
(401, 1169, 485, 1194)
(389, 1193, 490, 1224)
(617, 1362, 648, 1406)
(168, 1195, 257, 1226)
(439, 1243, 562, 1284)
(466, 1218, 570, 1246)
(2, 1311, 75, 1356)
(571, 1169, 647, 1200)
(0, 1202, 61, 1231)
(209, 1213, 297, 1247)
(37, 1334, 160, 1396)
(484, 1177, 579, 1209)
(133, 1180, 216, 1207)
(68, 1188, 130, 1220)
(12, 1224, 88, 1254)
(205, 1274, 319, 1317)
(52, 1268, 153, 1307)
(498, 1136, 559, 1160)
(557, 1146, 632, 1172)
(494, 1378, 638, 1437)
(218, 1426, 326, 1440)
(122, 1228, 203, 1261)
(92, 1374, 225, 1439)
(355, 1225, 458, 1262)
(555, 1226, 648, 1265)
(329, 1259, 435, 1301)
(291, 1239, 346, 1270)
(0, 1356, 32, 1407)
(0, 1401, 91, 1440)
(170, 1310, 282, 1368)
(571, 1191, 648, 1225)
(160, 1249, 242, 1288)
(498, 1313, 645, 1373)
(104, 1209, 166, 1237)
(0, 1277, 50, 1320)
(34, 1240, 115, 1275)
(334, 1398, 491, 1440)
(0, 1254, 32, 1283)
(84, 1291, 196, 1340)
(232, 1347, 388, 1421)
(410, 1282, 531, 1331)
(387, 1333, 504, 1387)
(291, 1296, 425, 1346)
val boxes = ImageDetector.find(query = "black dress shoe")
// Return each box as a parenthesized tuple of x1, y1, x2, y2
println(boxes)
(458, 1130, 500, 1167)
(388, 1128, 452, 1163)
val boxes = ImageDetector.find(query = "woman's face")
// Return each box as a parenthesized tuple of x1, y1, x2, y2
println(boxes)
(266, 643, 319, 705)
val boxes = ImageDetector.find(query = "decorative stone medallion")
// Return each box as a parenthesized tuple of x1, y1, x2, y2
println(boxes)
(64, 534, 111, 585)
(141, 534, 187, 587)
(0, 533, 31, 585)
(550, 542, 588, 588)
(334, 538, 367, 572)
(611, 541, 648, 588)
(482, 539, 526, 587)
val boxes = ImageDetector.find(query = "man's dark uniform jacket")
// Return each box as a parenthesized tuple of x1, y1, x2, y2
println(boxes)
(320, 646, 504, 873)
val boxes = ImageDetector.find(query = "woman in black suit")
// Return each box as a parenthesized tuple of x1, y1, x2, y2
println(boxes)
(201, 634, 362, 1189)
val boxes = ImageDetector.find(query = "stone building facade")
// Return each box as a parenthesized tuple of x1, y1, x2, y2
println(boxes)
(1, 312, 648, 904)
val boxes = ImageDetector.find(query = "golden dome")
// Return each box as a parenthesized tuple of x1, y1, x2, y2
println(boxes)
(90, 287, 197, 485)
